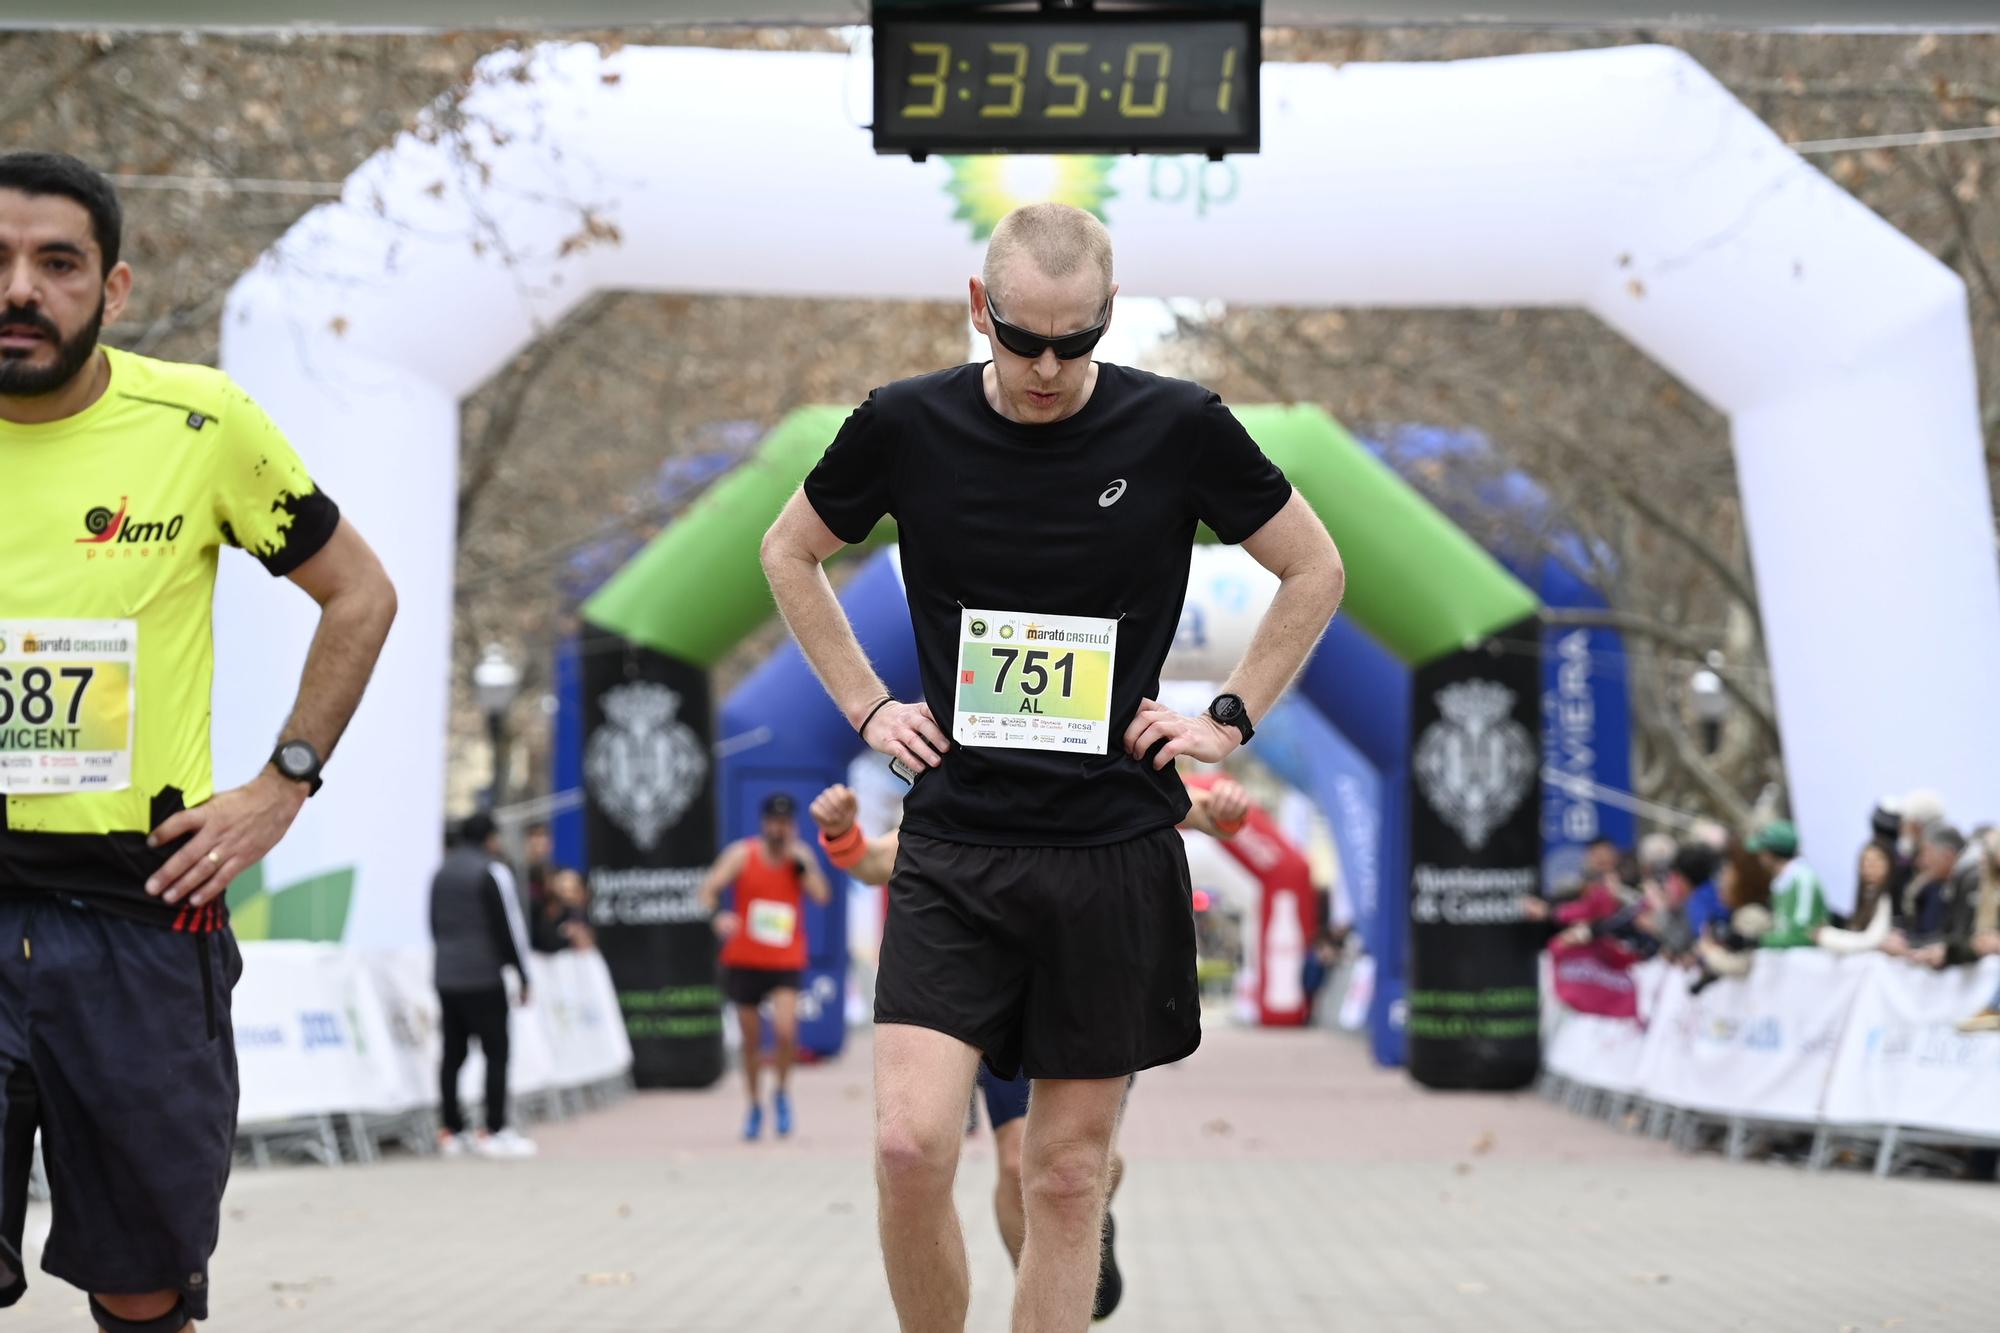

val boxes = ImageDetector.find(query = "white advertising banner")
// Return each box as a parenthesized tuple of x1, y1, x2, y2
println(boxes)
(234, 943, 413, 1125)
(235, 943, 631, 1130)
(1632, 950, 1864, 1123)
(1553, 951, 2000, 1140)
(1820, 956, 2000, 1137)
(1543, 961, 1670, 1093)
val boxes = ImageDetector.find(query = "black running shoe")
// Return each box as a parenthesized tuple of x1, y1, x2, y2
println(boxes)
(1092, 1211, 1123, 1321)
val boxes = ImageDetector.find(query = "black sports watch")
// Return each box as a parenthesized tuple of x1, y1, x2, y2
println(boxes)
(1207, 693, 1254, 745)
(270, 739, 325, 796)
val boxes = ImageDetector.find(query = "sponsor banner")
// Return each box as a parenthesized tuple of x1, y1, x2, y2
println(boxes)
(1406, 618, 1544, 1090)
(234, 942, 425, 1125)
(581, 627, 724, 1089)
(1542, 959, 1671, 1093)
(1635, 949, 1863, 1122)
(1821, 956, 2000, 1136)
(236, 943, 632, 1129)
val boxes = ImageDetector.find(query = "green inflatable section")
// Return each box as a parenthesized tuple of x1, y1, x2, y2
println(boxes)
(583, 403, 1537, 666)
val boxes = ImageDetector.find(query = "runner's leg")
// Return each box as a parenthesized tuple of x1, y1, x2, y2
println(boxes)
(770, 986, 799, 1095)
(876, 1023, 981, 1332)
(992, 1117, 1026, 1266)
(1012, 1076, 1126, 1333)
(91, 1290, 188, 1331)
(737, 1002, 765, 1109)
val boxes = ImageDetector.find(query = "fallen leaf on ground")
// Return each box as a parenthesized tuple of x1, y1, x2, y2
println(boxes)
(1202, 1118, 1234, 1137)
(1471, 1131, 1497, 1155)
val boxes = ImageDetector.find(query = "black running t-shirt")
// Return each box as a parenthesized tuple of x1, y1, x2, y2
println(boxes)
(803, 362, 1293, 848)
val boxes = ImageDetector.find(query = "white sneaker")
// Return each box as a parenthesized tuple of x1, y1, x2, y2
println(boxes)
(473, 1128, 539, 1160)
(437, 1131, 468, 1159)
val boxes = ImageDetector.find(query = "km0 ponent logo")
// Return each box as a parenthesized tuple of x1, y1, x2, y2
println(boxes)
(77, 497, 185, 547)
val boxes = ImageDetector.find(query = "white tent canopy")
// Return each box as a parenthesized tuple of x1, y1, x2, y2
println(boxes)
(217, 42, 1999, 945)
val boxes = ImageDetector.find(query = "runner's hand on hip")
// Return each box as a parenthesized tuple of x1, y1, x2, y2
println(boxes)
(145, 767, 309, 907)
(810, 784, 860, 836)
(864, 701, 950, 771)
(1124, 698, 1239, 769)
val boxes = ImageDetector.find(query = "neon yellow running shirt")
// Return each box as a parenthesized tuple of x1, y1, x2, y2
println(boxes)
(0, 346, 338, 927)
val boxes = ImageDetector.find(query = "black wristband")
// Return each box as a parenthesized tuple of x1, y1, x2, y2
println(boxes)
(858, 695, 896, 741)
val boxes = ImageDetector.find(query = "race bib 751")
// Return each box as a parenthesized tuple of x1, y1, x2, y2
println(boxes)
(952, 609, 1117, 756)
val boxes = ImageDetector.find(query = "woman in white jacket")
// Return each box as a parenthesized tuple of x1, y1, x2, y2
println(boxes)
(1817, 841, 1896, 954)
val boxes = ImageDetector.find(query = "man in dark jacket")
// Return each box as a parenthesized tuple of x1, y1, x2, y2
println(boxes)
(429, 813, 537, 1159)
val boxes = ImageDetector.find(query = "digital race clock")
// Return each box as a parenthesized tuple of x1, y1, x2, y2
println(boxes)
(872, 7, 1259, 159)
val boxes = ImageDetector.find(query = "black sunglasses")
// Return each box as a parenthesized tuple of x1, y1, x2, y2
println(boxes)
(987, 300, 1111, 361)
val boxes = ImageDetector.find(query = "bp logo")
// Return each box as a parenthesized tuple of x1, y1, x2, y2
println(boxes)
(585, 682, 707, 853)
(944, 156, 1117, 241)
(1414, 679, 1536, 852)
(998, 623, 1015, 640)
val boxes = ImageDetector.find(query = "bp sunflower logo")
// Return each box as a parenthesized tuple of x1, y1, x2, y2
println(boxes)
(943, 156, 1118, 241)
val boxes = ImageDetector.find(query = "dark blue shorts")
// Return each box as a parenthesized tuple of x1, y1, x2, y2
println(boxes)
(978, 1067, 1032, 1130)
(0, 898, 239, 1320)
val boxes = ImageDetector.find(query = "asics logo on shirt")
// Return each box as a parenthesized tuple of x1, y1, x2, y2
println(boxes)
(1097, 479, 1128, 508)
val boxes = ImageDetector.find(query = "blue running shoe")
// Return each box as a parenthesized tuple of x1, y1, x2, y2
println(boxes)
(743, 1104, 764, 1141)
(775, 1089, 794, 1138)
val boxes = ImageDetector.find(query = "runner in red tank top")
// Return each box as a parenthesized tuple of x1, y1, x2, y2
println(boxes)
(696, 793, 831, 1140)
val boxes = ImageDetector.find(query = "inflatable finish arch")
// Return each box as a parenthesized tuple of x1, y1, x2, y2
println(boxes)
(213, 43, 1996, 987)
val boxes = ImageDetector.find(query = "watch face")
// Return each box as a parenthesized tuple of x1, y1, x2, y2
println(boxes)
(1212, 696, 1242, 723)
(279, 742, 316, 776)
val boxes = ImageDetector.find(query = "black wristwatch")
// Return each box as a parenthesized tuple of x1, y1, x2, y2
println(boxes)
(1207, 693, 1254, 745)
(270, 739, 325, 796)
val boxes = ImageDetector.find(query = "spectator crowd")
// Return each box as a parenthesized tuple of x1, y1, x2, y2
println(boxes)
(1523, 790, 2000, 1031)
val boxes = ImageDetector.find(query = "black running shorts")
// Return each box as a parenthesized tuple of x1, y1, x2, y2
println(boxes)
(875, 828, 1200, 1081)
(0, 897, 239, 1321)
(721, 966, 803, 1009)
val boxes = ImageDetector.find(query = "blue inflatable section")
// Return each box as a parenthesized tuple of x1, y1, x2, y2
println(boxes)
(1369, 427, 1635, 883)
(552, 636, 587, 873)
(717, 552, 921, 1059)
(1296, 618, 1413, 1066)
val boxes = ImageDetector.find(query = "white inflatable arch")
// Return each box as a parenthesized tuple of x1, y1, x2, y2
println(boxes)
(216, 42, 1998, 946)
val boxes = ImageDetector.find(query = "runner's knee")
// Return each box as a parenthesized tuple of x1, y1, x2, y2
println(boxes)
(90, 1291, 189, 1333)
(1024, 1138, 1109, 1212)
(876, 1119, 957, 1199)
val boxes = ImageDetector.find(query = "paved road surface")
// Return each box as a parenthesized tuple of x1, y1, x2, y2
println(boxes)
(13, 1022, 1998, 1330)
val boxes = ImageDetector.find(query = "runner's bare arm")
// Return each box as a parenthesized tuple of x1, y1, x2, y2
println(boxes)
(794, 835, 833, 906)
(696, 840, 750, 915)
(1179, 779, 1251, 840)
(808, 783, 900, 886)
(841, 832, 901, 887)
(146, 518, 397, 907)
(761, 492, 950, 769)
(1125, 494, 1342, 769)
(1227, 493, 1344, 716)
